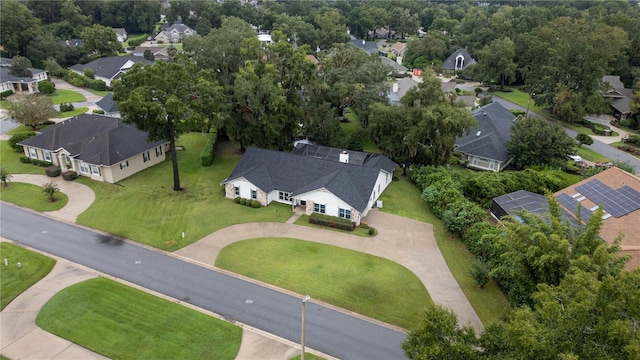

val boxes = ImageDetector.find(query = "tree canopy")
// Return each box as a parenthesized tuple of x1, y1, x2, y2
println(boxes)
(7, 94, 57, 131)
(506, 116, 576, 169)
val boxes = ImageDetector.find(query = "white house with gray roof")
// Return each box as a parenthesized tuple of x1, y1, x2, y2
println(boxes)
(221, 145, 397, 225)
(155, 22, 195, 43)
(0, 57, 48, 94)
(69, 55, 153, 87)
(19, 114, 167, 183)
(454, 102, 516, 172)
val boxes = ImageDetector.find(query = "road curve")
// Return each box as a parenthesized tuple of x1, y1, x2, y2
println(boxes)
(0, 204, 407, 360)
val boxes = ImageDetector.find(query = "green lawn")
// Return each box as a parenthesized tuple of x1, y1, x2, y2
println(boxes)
(86, 89, 110, 97)
(0, 182, 68, 211)
(575, 146, 611, 162)
(74, 135, 292, 250)
(378, 175, 511, 327)
(0, 141, 45, 174)
(36, 277, 241, 360)
(56, 107, 88, 118)
(216, 237, 431, 330)
(341, 108, 381, 153)
(294, 214, 376, 237)
(48, 89, 86, 105)
(0, 100, 9, 109)
(0, 242, 56, 310)
(492, 89, 545, 116)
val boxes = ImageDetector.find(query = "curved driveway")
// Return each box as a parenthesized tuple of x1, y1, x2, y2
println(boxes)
(176, 210, 484, 333)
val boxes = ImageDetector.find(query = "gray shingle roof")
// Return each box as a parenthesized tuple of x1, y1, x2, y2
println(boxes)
(380, 56, 407, 72)
(19, 114, 165, 166)
(69, 55, 153, 80)
(443, 48, 477, 71)
(350, 39, 379, 55)
(95, 93, 119, 113)
(221, 147, 396, 213)
(0, 67, 46, 83)
(455, 102, 515, 162)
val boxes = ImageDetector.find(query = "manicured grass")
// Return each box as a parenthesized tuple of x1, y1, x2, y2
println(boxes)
(0, 141, 47, 174)
(378, 175, 511, 327)
(74, 135, 292, 250)
(575, 146, 611, 163)
(0, 242, 56, 310)
(492, 89, 545, 115)
(56, 107, 88, 118)
(341, 109, 381, 153)
(48, 89, 86, 105)
(0, 100, 9, 109)
(216, 237, 431, 330)
(0, 182, 68, 211)
(294, 214, 377, 237)
(86, 89, 110, 97)
(36, 277, 241, 360)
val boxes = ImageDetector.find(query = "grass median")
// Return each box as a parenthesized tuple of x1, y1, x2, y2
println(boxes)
(378, 175, 511, 327)
(216, 237, 431, 330)
(0, 182, 68, 211)
(36, 277, 242, 360)
(48, 89, 86, 105)
(0, 242, 56, 310)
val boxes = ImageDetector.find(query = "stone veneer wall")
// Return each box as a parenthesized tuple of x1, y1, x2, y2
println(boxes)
(351, 208, 362, 226)
(257, 189, 268, 206)
(224, 183, 235, 199)
(305, 200, 314, 216)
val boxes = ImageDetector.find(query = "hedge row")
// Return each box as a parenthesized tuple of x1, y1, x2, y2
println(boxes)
(62, 171, 78, 181)
(62, 70, 107, 91)
(234, 197, 261, 208)
(309, 213, 355, 231)
(1, 90, 14, 99)
(20, 157, 52, 167)
(9, 132, 36, 151)
(200, 128, 218, 167)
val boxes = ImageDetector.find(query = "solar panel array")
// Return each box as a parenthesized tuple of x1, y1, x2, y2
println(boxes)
(575, 179, 640, 218)
(556, 193, 592, 222)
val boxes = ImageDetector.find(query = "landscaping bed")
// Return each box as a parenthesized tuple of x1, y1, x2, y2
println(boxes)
(0, 182, 68, 211)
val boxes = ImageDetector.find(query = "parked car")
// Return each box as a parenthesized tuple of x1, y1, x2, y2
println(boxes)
(568, 154, 582, 162)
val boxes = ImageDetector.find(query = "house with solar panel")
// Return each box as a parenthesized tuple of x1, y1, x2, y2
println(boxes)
(220, 144, 397, 225)
(492, 167, 640, 269)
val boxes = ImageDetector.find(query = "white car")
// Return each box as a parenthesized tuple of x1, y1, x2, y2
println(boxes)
(568, 155, 582, 162)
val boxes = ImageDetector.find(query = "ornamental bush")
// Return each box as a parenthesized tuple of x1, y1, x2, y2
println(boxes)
(9, 132, 35, 151)
(62, 170, 78, 181)
(309, 213, 354, 231)
(45, 165, 61, 177)
(251, 200, 261, 208)
(200, 128, 217, 166)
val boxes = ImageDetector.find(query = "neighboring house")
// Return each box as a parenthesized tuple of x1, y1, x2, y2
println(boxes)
(387, 77, 419, 105)
(155, 22, 195, 43)
(442, 48, 477, 75)
(258, 33, 273, 44)
(490, 190, 582, 228)
(69, 55, 154, 87)
(221, 145, 397, 225)
(389, 42, 407, 57)
(95, 93, 120, 118)
(381, 56, 407, 74)
(18, 114, 167, 183)
(113, 28, 128, 43)
(132, 46, 169, 61)
(0, 57, 48, 94)
(454, 102, 515, 172)
(602, 75, 633, 121)
(553, 167, 640, 269)
(350, 39, 380, 55)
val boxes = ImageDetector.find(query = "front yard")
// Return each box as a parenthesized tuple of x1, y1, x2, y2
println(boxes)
(48, 89, 86, 105)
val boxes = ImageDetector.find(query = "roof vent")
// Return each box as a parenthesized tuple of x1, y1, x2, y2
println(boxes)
(392, 83, 399, 93)
(483, 112, 487, 116)
(476, 131, 481, 136)
(362, 39, 366, 45)
(339, 151, 349, 164)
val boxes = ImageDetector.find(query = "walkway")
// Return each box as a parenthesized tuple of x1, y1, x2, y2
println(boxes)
(10, 174, 96, 223)
(585, 114, 630, 145)
(176, 209, 484, 333)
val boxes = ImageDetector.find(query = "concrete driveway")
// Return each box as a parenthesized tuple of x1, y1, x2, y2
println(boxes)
(176, 209, 484, 333)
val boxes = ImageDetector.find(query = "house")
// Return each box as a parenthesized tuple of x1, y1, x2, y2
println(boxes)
(113, 28, 128, 43)
(387, 77, 419, 105)
(0, 57, 48, 94)
(132, 46, 169, 61)
(442, 48, 477, 75)
(18, 114, 167, 183)
(381, 56, 407, 74)
(554, 167, 640, 269)
(454, 102, 515, 172)
(155, 22, 195, 43)
(490, 190, 583, 228)
(350, 39, 380, 55)
(220, 145, 397, 225)
(95, 93, 120, 118)
(602, 75, 633, 121)
(69, 55, 153, 87)
(389, 42, 407, 57)
(258, 33, 273, 44)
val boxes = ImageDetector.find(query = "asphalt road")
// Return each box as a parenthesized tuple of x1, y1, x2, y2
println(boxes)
(491, 97, 640, 170)
(0, 204, 407, 360)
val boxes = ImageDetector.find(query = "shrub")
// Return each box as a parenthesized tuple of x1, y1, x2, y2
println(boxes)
(360, 223, 370, 230)
(368, 228, 375, 236)
(86, 79, 106, 91)
(200, 128, 218, 166)
(245, 199, 253, 206)
(0, 89, 14, 99)
(509, 109, 525, 117)
(624, 135, 640, 145)
(474, 86, 483, 96)
(9, 132, 36, 151)
(38, 80, 55, 95)
(45, 165, 61, 177)
(470, 260, 490, 289)
(83, 68, 95, 79)
(59, 103, 75, 112)
(251, 200, 261, 208)
(19, 156, 31, 163)
(62, 170, 78, 181)
(309, 213, 354, 231)
(239, 198, 247, 205)
(234, 197, 241, 203)
(31, 159, 52, 167)
(441, 199, 486, 237)
(93, 109, 105, 114)
(127, 36, 146, 47)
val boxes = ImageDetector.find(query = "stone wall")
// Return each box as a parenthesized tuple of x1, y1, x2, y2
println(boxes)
(224, 183, 235, 199)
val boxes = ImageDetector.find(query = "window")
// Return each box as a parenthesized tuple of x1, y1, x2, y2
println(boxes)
(378, 184, 381, 193)
(339, 208, 351, 220)
(234, 186, 240, 197)
(91, 165, 101, 176)
(278, 191, 290, 201)
(28, 147, 37, 159)
(156, 146, 163, 157)
(251, 189, 257, 199)
(120, 161, 129, 169)
(314, 203, 326, 214)
(143, 151, 150, 162)
(43, 151, 51, 162)
(80, 161, 90, 174)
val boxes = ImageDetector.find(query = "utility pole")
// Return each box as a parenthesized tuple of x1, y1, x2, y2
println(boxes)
(301, 295, 310, 360)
